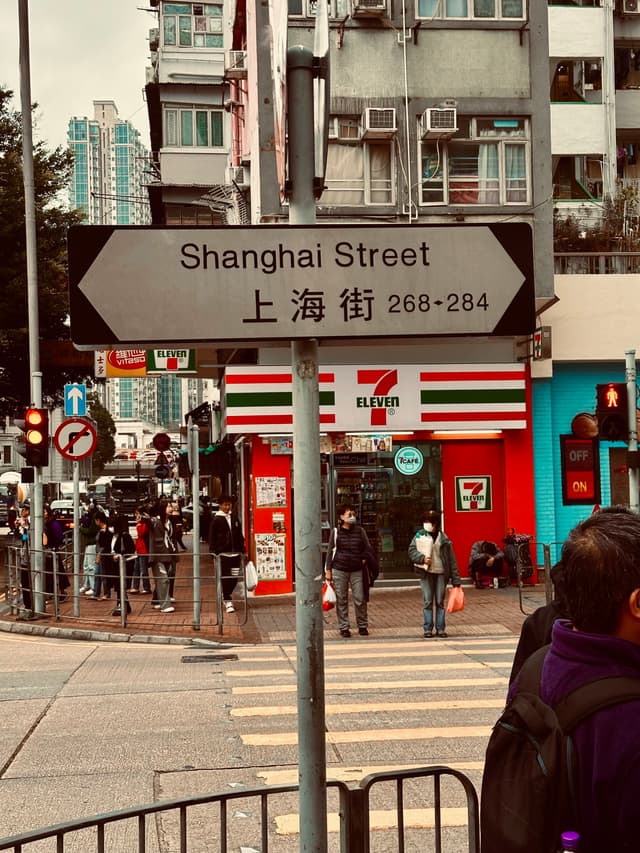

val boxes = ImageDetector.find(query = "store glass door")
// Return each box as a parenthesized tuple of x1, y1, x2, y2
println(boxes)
(332, 443, 441, 579)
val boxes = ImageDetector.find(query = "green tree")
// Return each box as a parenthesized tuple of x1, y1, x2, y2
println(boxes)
(0, 87, 85, 421)
(87, 392, 116, 474)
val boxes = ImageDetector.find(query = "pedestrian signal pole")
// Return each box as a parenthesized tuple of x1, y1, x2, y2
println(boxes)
(626, 350, 639, 513)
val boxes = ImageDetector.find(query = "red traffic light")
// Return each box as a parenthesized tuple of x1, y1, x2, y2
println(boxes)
(596, 384, 628, 442)
(17, 407, 49, 467)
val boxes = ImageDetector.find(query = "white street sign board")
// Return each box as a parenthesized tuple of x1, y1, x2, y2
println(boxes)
(64, 383, 87, 417)
(54, 418, 97, 461)
(68, 223, 534, 349)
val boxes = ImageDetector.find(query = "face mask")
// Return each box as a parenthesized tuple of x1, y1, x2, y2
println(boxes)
(345, 515, 356, 525)
(424, 522, 434, 533)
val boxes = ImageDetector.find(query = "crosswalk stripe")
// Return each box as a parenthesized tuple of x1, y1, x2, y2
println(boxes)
(241, 724, 491, 746)
(229, 660, 512, 677)
(258, 761, 485, 785)
(276, 806, 471, 834)
(232, 698, 504, 717)
(232, 675, 508, 694)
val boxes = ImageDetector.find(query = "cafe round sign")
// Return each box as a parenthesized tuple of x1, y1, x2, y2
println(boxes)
(394, 446, 424, 476)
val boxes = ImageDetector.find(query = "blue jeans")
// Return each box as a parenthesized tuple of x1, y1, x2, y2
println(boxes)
(419, 572, 446, 634)
(132, 554, 151, 592)
(82, 544, 96, 590)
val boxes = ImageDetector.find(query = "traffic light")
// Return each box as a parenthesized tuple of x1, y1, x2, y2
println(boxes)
(14, 407, 49, 467)
(596, 383, 628, 442)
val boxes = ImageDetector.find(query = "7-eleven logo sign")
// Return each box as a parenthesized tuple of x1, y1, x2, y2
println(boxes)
(455, 476, 493, 512)
(356, 369, 399, 427)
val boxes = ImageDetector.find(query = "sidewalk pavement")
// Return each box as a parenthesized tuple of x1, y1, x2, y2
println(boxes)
(0, 539, 548, 646)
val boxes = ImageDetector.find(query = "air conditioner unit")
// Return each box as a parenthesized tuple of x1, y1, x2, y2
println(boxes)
(225, 50, 248, 78)
(623, 0, 640, 12)
(227, 165, 248, 188)
(149, 28, 159, 51)
(420, 107, 458, 139)
(352, 0, 387, 16)
(361, 107, 397, 139)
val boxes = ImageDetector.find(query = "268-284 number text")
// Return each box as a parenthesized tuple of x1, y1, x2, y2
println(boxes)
(388, 293, 489, 313)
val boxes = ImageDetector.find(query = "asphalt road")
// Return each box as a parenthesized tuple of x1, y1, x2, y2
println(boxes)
(0, 629, 515, 851)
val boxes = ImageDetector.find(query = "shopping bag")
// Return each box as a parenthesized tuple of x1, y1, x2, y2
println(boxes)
(322, 581, 337, 611)
(245, 560, 259, 592)
(446, 586, 465, 614)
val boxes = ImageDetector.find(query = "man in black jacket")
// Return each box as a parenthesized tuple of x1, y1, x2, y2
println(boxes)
(208, 494, 245, 613)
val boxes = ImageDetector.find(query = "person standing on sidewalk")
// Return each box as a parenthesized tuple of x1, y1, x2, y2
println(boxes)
(79, 501, 99, 595)
(409, 508, 461, 638)
(209, 494, 245, 614)
(324, 504, 370, 638)
(130, 507, 152, 594)
(148, 500, 176, 614)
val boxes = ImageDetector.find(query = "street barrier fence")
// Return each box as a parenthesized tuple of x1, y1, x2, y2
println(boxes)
(0, 765, 479, 852)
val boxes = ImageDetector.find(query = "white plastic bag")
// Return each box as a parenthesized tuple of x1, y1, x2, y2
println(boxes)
(322, 580, 337, 611)
(245, 560, 259, 591)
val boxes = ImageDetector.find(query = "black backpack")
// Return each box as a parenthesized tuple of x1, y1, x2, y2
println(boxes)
(480, 645, 640, 853)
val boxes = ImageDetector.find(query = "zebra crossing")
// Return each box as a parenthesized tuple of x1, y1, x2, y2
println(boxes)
(214, 634, 517, 847)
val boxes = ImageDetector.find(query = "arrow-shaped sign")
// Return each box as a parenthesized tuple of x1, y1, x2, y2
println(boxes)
(68, 223, 534, 349)
(64, 383, 86, 417)
(65, 385, 85, 416)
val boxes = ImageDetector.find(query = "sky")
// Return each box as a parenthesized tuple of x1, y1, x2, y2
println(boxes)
(1, 0, 154, 152)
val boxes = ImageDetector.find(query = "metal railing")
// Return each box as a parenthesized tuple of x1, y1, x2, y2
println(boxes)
(4, 543, 248, 634)
(0, 766, 480, 852)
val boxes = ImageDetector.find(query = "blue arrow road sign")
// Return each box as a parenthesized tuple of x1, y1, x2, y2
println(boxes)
(64, 383, 87, 417)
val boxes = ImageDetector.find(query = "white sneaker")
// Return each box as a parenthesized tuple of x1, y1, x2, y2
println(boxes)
(224, 601, 235, 613)
(84, 589, 95, 596)
(161, 605, 175, 613)
(153, 604, 162, 610)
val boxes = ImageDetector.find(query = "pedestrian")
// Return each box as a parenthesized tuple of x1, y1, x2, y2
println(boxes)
(468, 539, 505, 588)
(111, 515, 135, 617)
(130, 506, 152, 594)
(13, 501, 33, 619)
(43, 504, 70, 601)
(148, 500, 176, 613)
(92, 510, 113, 601)
(79, 501, 99, 595)
(200, 496, 212, 543)
(508, 562, 569, 684)
(324, 503, 370, 638)
(408, 508, 461, 638)
(483, 506, 640, 852)
(209, 494, 245, 614)
(169, 501, 187, 551)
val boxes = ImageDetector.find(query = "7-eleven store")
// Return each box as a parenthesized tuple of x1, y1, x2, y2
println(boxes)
(221, 362, 535, 595)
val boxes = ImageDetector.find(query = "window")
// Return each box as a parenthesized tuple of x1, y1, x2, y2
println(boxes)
(553, 155, 602, 201)
(288, 0, 349, 18)
(162, 2, 223, 48)
(420, 117, 529, 206)
(164, 107, 224, 147)
(320, 134, 395, 206)
(551, 60, 602, 103)
(165, 204, 222, 225)
(416, 0, 525, 18)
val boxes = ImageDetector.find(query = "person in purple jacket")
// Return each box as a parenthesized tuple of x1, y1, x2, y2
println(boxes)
(515, 506, 640, 853)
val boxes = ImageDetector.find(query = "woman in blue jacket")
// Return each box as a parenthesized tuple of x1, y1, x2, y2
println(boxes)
(408, 508, 461, 638)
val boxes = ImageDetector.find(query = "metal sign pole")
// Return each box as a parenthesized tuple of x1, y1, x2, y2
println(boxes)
(190, 419, 201, 630)
(72, 460, 81, 617)
(626, 349, 638, 512)
(288, 43, 328, 853)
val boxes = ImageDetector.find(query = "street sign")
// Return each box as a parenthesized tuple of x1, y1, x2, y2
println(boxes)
(152, 432, 171, 452)
(54, 418, 97, 461)
(64, 383, 87, 417)
(155, 464, 171, 479)
(68, 223, 535, 349)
